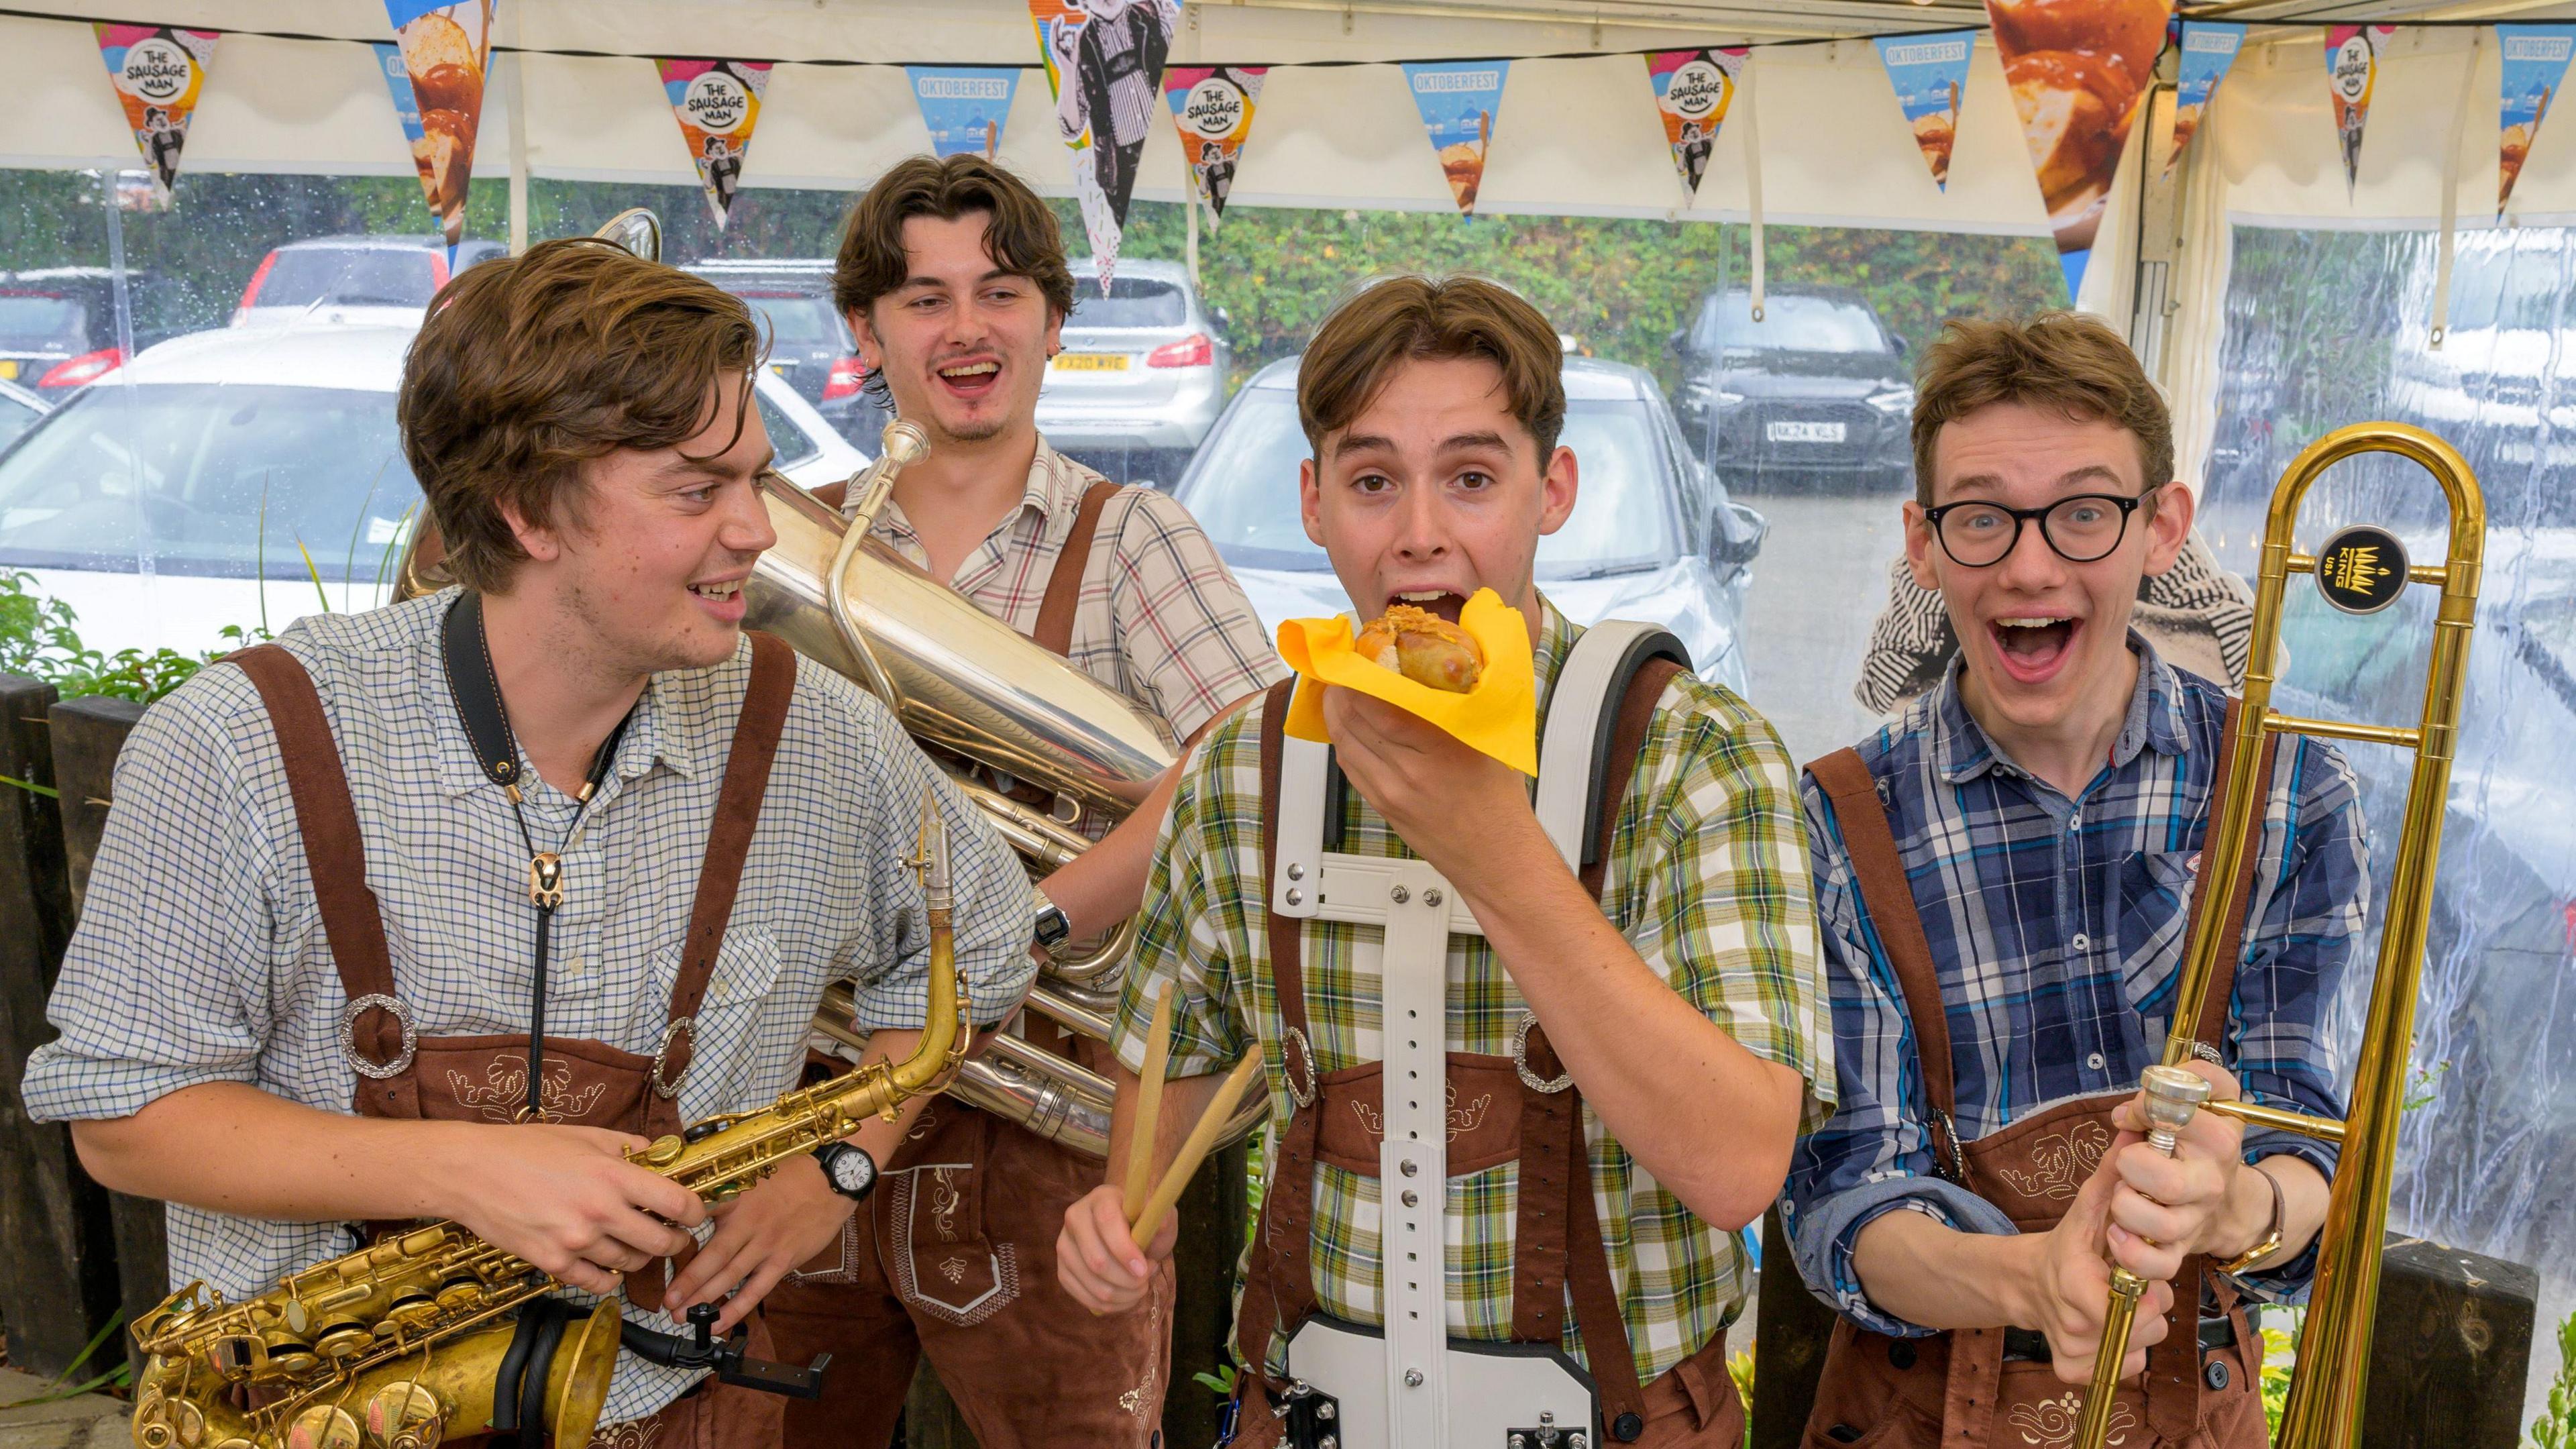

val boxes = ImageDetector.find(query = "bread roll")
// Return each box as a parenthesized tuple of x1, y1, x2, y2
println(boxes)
(1353, 604, 1484, 693)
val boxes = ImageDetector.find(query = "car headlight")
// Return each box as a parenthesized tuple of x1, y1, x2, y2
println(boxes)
(1866, 387, 1914, 415)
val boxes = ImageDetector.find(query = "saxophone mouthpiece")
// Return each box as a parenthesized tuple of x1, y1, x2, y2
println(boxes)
(914, 788, 953, 910)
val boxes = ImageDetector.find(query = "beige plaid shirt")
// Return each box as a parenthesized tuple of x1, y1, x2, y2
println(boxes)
(869, 439, 1285, 756)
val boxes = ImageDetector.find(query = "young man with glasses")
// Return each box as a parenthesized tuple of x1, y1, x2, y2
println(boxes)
(1781, 313, 2369, 1449)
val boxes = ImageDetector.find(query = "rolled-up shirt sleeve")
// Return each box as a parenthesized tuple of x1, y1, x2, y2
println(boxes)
(1782, 777, 2015, 1338)
(22, 669, 281, 1122)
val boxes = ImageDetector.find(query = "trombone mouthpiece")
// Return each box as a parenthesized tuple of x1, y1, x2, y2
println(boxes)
(914, 789, 953, 908)
(2139, 1063, 2213, 1150)
(880, 419, 930, 468)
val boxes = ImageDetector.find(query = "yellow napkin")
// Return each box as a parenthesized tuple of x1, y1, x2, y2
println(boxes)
(1276, 588, 1539, 775)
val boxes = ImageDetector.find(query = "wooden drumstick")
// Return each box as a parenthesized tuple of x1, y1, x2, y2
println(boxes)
(1120, 982, 1177, 1221)
(1129, 1044, 1266, 1246)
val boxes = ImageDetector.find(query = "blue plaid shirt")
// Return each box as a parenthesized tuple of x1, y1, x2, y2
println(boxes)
(1782, 635, 2367, 1337)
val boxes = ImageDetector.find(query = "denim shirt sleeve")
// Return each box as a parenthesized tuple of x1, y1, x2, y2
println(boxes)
(1782, 775, 2021, 1338)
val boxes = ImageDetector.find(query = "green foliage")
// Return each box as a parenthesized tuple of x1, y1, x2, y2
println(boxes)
(2261, 1318, 2296, 1443)
(1729, 1348, 1757, 1449)
(0, 570, 258, 704)
(2532, 1309, 2576, 1449)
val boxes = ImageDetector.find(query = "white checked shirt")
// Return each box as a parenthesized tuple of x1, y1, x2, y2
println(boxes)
(868, 439, 1285, 769)
(19, 592, 1036, 1422)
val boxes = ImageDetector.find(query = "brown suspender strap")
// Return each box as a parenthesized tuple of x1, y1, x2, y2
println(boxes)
(647, 632, 799, 1114)
(1032, 480, 1121, 657)
(1808, 747, 1961, 1144)
(229, 644, 420, 1117)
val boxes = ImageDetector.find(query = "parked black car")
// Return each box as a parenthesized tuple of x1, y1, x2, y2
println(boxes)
(1669, 284, 1914, 492)
(684, 259, 885, 447)
(0, 267, 189, 392)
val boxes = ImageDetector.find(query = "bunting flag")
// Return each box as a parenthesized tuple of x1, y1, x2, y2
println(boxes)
(1163, 66, 1265, 218)
(2324, 25, 2394, 198)
(1645, 49, 1745, 200)
(1030, 0, 1179, 290)
(2164, 22, 2245, 178)
(1403, 60, 1509, 214)
(908, 66, 1018, 160)
(94, 25, 217, 199)
(2498, 25, 2576, 216)
(380, 0, 492, 248)
(1986, 0, 2172, 300)
(657, 60, 771, 229)
(1872, 31, 1973, 191)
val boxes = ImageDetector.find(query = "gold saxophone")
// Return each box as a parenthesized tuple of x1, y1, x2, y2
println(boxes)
(127, 793, 970, 1449)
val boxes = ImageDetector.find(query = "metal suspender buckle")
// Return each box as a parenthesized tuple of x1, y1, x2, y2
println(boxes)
(339, 994, 418, 1078)
(1512, 1013, 1573, 1095)
(651, 1016, 695, 1098)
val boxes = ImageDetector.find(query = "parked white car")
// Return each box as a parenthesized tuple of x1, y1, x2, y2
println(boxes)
(0, 321, 865, 659)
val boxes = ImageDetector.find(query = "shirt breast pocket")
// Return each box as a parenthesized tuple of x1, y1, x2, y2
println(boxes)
(657, 924, 784, 1105)
(2114, 849, 2203, 982)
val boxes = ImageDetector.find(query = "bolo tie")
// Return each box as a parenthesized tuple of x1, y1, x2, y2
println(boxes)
(442, 592, 634, 1122)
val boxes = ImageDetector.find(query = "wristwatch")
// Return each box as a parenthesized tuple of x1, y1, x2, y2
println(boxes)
(813, 1142, 879, 1203)
(1032, 885, 1073, 953)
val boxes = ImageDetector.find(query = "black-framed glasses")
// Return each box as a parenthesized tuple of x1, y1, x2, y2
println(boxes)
(1920, 492, 2147, 568)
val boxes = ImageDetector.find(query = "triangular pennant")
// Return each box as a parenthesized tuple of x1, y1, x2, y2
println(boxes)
(1029, 0, 1179, 291)
(1163, 66, 1267, 218)
(2165, 22, 2245, 178)
(1985, 0, 2171, 301)
(94, 25, 218, 201)
(657, 60, 771, 230)
(1872, 31, 1973, 191)
(2498, 25, 2576, 216)
(2324, 25, 2395, 200)
(1645, 49, 1745, 200)
(908, 66, 1019, 160)
(1402, 60, 1509, 215)
(380, 0, 493, 250)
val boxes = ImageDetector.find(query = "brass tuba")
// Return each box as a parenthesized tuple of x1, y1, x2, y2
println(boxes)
(129, 794, 971, 1449)
(2071, 423, 2484, 1449)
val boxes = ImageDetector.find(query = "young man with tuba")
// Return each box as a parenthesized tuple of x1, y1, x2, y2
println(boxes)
(1782, 313, 2368, 1449)
(750, 154, 1285, 1449)
(1057, 275, 1834, 1448)
(18, 239, 1034, 1448)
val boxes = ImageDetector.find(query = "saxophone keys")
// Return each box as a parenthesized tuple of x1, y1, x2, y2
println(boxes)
(363, 1381, 447, 1449)
(383, 1293, 441, 1334)
(256, 1331, 319, 1377)
(642, 1135, 686, 1167)
(286, 1405, 362, 1449)
(135, 1390, 205, 1449)
(433, 1275, 483, 1313)
(313, 1320, 374, 1359)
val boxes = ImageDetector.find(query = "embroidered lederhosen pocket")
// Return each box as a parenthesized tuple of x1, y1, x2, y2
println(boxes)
(880, 1101, 1018, 1326)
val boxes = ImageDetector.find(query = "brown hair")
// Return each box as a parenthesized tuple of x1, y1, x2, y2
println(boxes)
(1909, 311, 2174, 506)
(1297, 274, 1566, 458)
(833, 154, 1077, 327)
(398, 237, 762, 594)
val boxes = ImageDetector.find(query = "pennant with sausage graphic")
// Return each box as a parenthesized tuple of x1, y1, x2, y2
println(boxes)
(1163, 66, 1265, 218)
(380, 0, 492, 248)
(94, 25, 218, 199)
(1646, 49, 1745, 200)
(2324, 24, 2394, 199)
(1873, 31, 1973, 191)
(2498, 25, 2576, 216)
(1403, 60, 1509, 215)
(908, 66, 1018, 160)
(657, 60, 771, 229)
(1986, 0, 2172, 300)
(1030, 0, 1179, 291)
(2164, 22, 2244, 178)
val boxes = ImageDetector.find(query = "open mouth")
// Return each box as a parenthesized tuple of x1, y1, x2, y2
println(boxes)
(689, 577, 747, 622)
(1988, 614, 2081, 686)
(1387, 588, 1469, 625)
(934, 358, 1002, 402)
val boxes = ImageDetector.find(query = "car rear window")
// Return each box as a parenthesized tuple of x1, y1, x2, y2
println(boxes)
(255, 250, 439, 309)
(1067, 278, 1186, 329)
(0, 293, 87, 341)
(1693, 293, 1888, 354)
(734, 291, 851, 351)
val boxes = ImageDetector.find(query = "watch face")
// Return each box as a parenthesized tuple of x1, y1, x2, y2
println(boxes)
(826, 1146, 875, 1195)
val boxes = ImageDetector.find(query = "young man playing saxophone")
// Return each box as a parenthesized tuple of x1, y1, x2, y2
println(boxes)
(1783, 313, 2368, 1449)
(1057, 274, 1834, 1448)
(19, 239, 1033, 1449)
(755, 154, 1285, 1449)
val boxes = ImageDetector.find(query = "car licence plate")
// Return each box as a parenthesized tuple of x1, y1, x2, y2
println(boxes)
(1767, 419, 1845, 443)
(1052, 352, 1128, 372)
(0, 360, 17, 380)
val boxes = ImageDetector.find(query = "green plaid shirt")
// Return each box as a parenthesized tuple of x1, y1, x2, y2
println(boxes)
(1113, 599, 1834, 1384)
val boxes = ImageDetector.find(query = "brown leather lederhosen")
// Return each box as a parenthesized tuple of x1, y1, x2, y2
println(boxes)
(1225, 664, 1745, 1449)
(227, 632, 798, 1448)
(1797, 704, 2277, 1449)
(766, 480, 1181, 1449)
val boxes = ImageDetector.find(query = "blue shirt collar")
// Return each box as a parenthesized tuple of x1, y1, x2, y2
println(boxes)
(1928, 629, 2190, 786)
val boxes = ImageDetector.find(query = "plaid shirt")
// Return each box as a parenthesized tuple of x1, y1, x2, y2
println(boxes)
(871, 438, 1285, 771)
(1782, 637, 2368, 1338)
(19, 593, 1036, 1423)
(1114, 600, 1834, 1384)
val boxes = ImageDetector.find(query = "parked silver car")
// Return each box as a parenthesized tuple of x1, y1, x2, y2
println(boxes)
(1038, 258, 1230, 486)
(1173, 355, 1766, 693)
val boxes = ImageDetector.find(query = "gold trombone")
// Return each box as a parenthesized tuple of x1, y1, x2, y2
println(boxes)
(2073, 422, 2484, 1449)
